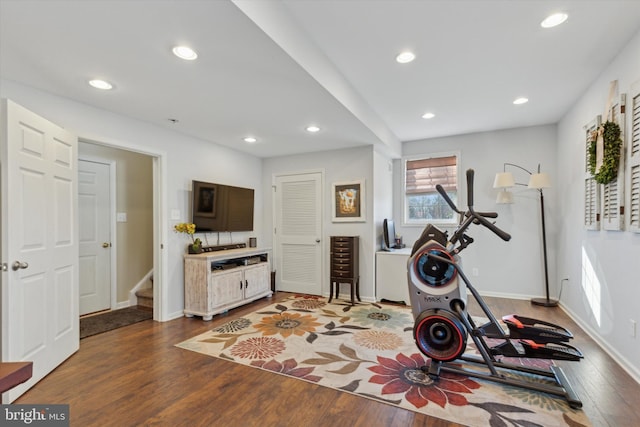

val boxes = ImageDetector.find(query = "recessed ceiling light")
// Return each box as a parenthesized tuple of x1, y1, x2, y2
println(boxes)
(396, 51, 416, 64)
(306, 125, 321, 133)
(243, 136, 257, 143)
(88, 79, 113, 90)
(513, 97, 529, 105)
(541, 12, 568, 28)
(422, 112, 435, 119)
(172, 45, 198, 60)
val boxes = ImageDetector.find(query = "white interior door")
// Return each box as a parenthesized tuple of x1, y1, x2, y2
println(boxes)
(79, 159, 111, 315)
(274, 172, 323, 295)
(0, 99, 79, 402)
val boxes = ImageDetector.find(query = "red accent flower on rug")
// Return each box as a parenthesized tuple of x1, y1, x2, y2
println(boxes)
(368, 353, 481, 408)
(230, 336, 286, 359)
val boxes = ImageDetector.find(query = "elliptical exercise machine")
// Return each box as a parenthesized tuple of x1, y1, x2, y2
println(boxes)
(408, 169, 583, 409)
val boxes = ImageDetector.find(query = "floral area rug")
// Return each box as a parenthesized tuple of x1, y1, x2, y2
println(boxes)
(176, 295, 590, 427)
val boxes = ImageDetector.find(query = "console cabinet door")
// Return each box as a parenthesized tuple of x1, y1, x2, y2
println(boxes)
(210, 270, 244, 309)
(243, 263, 270, 299)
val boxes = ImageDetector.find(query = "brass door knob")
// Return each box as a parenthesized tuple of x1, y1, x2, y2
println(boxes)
(102, 242, 110, 248)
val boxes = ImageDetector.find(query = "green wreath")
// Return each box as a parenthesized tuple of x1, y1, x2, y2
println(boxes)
(588, 121, 622, 184)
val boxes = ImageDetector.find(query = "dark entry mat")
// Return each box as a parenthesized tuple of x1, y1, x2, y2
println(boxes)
(80, 307, 152, 339)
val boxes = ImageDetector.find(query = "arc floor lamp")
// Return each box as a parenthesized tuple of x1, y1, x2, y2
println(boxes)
(494, 163, 557, 307)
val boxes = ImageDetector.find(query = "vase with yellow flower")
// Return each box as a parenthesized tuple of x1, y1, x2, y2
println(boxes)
(174, 222, 203, 254)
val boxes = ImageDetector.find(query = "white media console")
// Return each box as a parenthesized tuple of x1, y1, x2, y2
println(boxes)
(183, 247, 273, 321)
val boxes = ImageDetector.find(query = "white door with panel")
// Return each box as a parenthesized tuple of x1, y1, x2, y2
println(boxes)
(274, 172, 323, 295)
(0, 99, 79, 402)
(79, 159, 111, 315)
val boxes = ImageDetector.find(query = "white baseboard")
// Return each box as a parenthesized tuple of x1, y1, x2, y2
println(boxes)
(166, 310, 186, 321)
(559, 303, 640, 385)
(115, 300, 130, 310)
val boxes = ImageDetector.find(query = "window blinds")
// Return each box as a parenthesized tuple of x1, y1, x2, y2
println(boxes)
(406, 155, 457, 194)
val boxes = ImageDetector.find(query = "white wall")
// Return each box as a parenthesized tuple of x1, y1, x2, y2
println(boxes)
(262, 146, 377, 300)
(557, 29, 640, 382)
(1, 79, 264, 320)
(373, 149, 394, 249)
(397, 125, 558, 300)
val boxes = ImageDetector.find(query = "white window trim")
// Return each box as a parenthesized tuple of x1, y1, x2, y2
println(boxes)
(401, 150, 461, 227)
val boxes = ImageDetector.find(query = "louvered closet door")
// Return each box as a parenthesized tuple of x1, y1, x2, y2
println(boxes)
(629, 87, 640, 232)
(274, 172, 323, 295)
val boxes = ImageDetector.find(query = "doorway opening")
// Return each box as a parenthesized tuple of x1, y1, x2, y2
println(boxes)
(78, 139, 165, 327)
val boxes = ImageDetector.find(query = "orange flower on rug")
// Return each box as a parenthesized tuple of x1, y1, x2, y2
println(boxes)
(176, 295, 591, 427)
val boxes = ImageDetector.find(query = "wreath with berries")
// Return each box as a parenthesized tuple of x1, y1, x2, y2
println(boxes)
(588, 121, 622, 184)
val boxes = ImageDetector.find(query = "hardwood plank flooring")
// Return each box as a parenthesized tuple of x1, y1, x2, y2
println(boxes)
(15, 293, 640, 426)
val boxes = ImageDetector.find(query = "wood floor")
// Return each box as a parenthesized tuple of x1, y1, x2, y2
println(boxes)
(16, 293, 640, 426)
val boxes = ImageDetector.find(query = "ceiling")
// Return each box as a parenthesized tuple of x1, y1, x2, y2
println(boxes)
(1, 0, 639, 158)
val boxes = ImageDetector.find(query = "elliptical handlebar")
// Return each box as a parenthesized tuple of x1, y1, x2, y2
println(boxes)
(436, 184, 499, 221)
(466, 168, 475, 208)
(466, 169, 511, 242)
(436, 184, 463, 215)
(436, 169, 511, 245)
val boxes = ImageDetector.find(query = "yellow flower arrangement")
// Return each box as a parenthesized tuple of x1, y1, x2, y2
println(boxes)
(174, 222, 196, 238)
(173, 222, 202, 254)
(174, 223, 201, 249)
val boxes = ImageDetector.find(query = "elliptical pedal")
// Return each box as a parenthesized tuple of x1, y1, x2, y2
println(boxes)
(520, 339, 584, 361)
(503, 314, 574, 343)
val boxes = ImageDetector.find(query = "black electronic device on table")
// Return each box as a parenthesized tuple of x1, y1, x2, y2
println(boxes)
(382, 218, 405, 251)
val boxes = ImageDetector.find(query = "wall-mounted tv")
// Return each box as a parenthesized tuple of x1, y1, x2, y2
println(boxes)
(192, 180, 254, 232)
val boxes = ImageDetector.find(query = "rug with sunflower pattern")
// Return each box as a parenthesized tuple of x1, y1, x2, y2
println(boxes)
(176, 295, 590, 427)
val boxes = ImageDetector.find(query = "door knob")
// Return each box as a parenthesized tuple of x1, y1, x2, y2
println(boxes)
(12, 261, 29, 271)
(316, 239, 321, 243)
(102, 242, 110, 248)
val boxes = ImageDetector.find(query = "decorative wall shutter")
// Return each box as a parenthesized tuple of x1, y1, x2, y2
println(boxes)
(602, 94, 626, 231)
(629, 87, 640, 232)
(584, 116, 601, 230)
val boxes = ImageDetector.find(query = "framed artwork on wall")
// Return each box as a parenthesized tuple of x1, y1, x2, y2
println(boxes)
(332, 179, 365, 222)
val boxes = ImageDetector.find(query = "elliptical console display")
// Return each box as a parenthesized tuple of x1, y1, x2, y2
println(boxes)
(407, 169, 583, 409)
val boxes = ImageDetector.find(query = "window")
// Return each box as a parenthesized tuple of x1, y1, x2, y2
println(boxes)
(403, 153, 459, 225)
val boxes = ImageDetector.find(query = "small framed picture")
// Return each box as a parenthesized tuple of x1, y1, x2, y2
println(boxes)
(194, 182, 217, 218)
(332, 179, 365, 222)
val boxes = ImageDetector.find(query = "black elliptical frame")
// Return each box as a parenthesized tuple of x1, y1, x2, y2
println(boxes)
(408, 169, 583, 409)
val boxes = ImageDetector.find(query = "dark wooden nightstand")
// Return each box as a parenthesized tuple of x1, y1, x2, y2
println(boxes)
(329, 236, 360, 304)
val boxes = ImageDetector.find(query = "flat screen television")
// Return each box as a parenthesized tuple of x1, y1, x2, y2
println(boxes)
(192, 180, 254, 232)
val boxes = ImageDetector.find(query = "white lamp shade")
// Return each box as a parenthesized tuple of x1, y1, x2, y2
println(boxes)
(528, 172, 551, 189)
(493, 172, 515, 188)
(496, 189, 514, 204)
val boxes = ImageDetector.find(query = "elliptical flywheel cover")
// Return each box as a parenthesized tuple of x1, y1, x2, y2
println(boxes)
(414, 309, 467, 362)
(413, 246, 457, 287)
